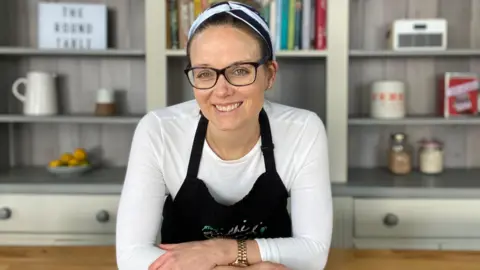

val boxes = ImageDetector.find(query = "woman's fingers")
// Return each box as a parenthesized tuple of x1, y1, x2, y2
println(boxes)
(148, 252, 171, 270)
(159, 243, 178, 250)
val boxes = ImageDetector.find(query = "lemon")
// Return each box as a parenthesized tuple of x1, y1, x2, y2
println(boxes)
(60, 153, 74, 163)
(68, 159, 81, 167)
(49, 159, 64, 168)
(73, 148, 88, 161)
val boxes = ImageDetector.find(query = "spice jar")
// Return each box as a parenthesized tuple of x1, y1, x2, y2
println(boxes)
(388, 132, 412, 175)
(418, 139, 444, 174)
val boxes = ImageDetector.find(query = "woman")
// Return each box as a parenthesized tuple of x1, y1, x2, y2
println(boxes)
(115, 1, 332, 269)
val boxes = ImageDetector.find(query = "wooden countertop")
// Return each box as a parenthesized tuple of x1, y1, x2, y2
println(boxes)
(0, 246, 480, 270)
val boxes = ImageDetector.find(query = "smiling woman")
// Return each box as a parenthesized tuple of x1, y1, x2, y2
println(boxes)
(115, 1, 333, 270)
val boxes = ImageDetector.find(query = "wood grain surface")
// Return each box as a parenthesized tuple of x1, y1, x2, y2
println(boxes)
(1, 246, 480, 270)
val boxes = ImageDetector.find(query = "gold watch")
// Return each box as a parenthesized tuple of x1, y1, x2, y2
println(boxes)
(229, 239, 249, 267)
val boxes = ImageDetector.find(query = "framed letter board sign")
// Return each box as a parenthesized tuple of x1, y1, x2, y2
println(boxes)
(38, 2, 107, 50)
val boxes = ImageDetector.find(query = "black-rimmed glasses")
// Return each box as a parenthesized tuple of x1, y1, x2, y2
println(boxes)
(184, 55, 269, 90)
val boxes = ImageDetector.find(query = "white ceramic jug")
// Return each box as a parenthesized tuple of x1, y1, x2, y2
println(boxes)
(12, 71, 58, 115)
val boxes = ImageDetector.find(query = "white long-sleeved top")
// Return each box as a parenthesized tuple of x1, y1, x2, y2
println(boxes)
(115, 99, 333, 270)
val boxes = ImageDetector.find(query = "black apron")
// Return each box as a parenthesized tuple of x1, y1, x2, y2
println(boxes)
(161, 108, 292, 243)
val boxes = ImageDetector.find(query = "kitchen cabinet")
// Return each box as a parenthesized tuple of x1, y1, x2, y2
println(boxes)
(352, 198, 480, 251)
(2, 194, 480, 251)
(0, 194, 118, 246)
(0, 195, 356, 247)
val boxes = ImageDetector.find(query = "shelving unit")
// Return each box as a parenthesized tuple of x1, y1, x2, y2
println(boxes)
(346, 0, 480, 183)
(0, 0, 148, 176)
(6, 0, 479, 185)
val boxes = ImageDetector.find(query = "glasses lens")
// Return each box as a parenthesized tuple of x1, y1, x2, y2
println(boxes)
(187, 63, 257, 89)
(188, 68, 217, 89)
(225, 64, 256, 86)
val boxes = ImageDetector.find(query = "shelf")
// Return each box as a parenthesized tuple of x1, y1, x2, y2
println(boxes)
(329, 168, 480, 198)
(348, 116, 480, 125)
(0, 166, 125, 194)
(349, 49, 480, 58)
(0, 47, 145, 57)
(0, 114, 143, 124)
(165, 49, 328, 58)
(348, 167, 480, 188)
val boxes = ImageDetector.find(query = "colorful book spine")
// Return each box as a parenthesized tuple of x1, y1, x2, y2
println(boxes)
(193, 0, 202, 18)
(177, 0, 190, 49)
(315, 0, 326, 50)
(275, 0, 282, 51)
(294, 0, 302, 49)
(287, 0, 295, 50)
(280, 0, 289, 49)
(269, 0, 277, 51)
(301, 0, 311, 49)
(169, 0, 179, 49)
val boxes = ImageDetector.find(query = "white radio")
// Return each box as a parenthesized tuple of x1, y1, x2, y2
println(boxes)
(387, 19, 447, 51)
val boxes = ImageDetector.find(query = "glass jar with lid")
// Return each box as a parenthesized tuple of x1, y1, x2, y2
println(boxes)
(418, 139, 444, 174)
(388, 132, 412, 175)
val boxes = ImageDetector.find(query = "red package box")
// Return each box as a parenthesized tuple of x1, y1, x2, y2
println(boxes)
(439, 72, 479, 117)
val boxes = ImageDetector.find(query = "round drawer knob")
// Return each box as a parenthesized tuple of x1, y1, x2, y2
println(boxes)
(0, 207, 12, 220)
(383, 213, 399, 227)
(96, 210, 110, 223)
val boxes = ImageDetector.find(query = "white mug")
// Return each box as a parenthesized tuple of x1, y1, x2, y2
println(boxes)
(12, 71, 58, 115)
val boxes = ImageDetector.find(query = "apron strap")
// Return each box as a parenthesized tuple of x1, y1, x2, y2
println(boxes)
(259, 108, 276, 173)
(186, 114, 208, 178)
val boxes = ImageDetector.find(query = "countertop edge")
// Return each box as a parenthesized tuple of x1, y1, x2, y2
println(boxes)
(331, 186, 480, 198)
(0, 184, 124, 195)
(2, 183, 480, 198)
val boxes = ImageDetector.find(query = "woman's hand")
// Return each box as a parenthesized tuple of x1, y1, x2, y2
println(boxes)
(148, 240, 233, 270)
(214, 262, 289, 270)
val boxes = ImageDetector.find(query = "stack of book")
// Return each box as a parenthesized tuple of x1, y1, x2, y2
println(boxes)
(166, 0, 327, 51)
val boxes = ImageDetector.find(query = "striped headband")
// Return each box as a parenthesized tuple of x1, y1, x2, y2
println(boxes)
(187, 1, 275, 60)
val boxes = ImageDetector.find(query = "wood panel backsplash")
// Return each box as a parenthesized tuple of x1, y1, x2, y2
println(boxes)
(348, 0, 480, 169)
(0, 0, 145, 168)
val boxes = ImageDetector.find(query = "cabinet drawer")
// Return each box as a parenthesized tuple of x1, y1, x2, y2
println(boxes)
(0, 194, 120, 234)
(354, 199, 480, 238)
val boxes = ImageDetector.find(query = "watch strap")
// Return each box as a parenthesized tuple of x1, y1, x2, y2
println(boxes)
(230, 239, 249, 267)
